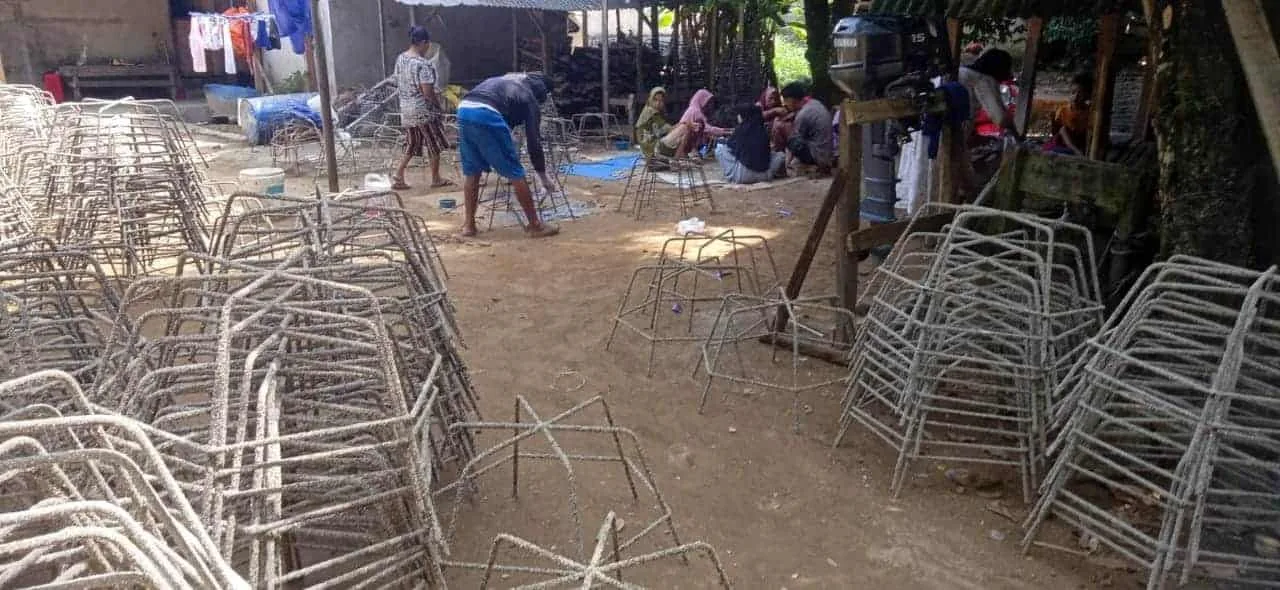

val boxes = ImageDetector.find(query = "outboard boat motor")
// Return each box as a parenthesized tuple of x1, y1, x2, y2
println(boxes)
(830, 15, 949, 246)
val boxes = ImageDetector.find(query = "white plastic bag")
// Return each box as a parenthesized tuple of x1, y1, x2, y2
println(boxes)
(676, 217, 706, 235)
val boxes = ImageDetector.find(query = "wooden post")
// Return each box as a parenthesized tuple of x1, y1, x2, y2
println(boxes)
(937, 124, 959, 203)
(771, 172, 848, 333)
(1131, 0, 1160, 142)
(1013, 17, 1043, 136)
(1221, 0, 1280, 177)
(633, 8, 643, 136)
(708, 5, 719, 88)
(836, 99, 863, 338)
(946, 18, 962, 75)
(304, 39, 317, 91)
(669, 3, 678, 74)
(539, 11, 551, 77)
(602, 0, 611, 116)
(1087, 13, 1121, 160)
(650, 5, 659, 52)
(310, 0, 340, 193)
(0, 51, 6, 83)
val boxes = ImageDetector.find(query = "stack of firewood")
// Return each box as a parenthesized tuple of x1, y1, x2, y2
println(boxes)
(549, 40, 664, 116)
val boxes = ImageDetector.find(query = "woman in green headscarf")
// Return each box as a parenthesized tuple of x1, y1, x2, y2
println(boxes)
(634, 87, 671, 158)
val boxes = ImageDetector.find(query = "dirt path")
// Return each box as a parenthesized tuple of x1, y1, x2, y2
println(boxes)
(205, 146, 1127, 589)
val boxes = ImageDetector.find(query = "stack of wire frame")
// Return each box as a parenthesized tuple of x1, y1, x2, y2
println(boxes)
(0, 237, 124, 389)
(0, 185, 474, 588)
(1024, 256, 1280, 589)
(22, 99, 213, 277)
(835, 204, 1105, 502)
(0, 370, 250, 590)
(202, 189, 472, 477)
(87, 248, 450, 589)
(0, 85, 55, 181)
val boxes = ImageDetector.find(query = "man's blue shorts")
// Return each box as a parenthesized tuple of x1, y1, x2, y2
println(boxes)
(457, 106, 526, 179)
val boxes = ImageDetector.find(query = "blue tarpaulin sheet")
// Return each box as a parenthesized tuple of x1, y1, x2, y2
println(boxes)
(560, 153, 640, 181)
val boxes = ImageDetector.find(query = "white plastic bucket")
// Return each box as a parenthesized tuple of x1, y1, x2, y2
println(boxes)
(239, 167, 286, 198)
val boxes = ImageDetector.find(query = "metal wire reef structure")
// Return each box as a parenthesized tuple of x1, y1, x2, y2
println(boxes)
(835, 204, 1106, 502)
(0, 82, 729, 589)
(1023, 256, 1280, 589)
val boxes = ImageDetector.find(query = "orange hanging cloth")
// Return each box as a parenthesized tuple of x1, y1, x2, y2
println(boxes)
(223, 7, 253, 62)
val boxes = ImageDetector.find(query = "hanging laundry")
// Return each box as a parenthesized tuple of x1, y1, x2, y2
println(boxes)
(224, 8, 255, 61)
(188, 18, 207, 73)
(254, 18, 272, 50)
(199, 15, 224, 52)
(221, 18, 236, 74)
(269, 19, 282, 50)
(268, 0, 312, 55)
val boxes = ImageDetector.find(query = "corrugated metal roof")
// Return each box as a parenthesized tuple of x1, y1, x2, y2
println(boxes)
(394, 0, 604, 11)
(867, 0, 1131, 19)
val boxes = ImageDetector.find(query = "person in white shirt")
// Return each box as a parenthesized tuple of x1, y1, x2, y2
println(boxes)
(958, 48, 1020, 140)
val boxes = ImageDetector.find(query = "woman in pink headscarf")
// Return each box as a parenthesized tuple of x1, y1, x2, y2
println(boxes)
(757, 86, 793, 152)
(677, 88, 730, 157)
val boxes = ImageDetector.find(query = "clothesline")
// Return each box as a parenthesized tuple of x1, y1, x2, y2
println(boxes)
(189, 11, 284, 76)
(187, 11, 275, 21)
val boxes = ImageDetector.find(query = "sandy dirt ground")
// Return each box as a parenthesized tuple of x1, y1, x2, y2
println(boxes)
(201, 140, 1142, 589)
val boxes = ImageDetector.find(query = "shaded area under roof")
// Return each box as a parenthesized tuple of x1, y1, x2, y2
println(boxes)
(867, 0, 1134, 19)
(394, 0, 601, 11)
(393, 0, 669, 10)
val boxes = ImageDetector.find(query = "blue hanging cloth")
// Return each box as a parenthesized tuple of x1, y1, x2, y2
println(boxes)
(255, 19, 273, 50)
(923, 81, 971, 159)
(268, 0, 312, 55)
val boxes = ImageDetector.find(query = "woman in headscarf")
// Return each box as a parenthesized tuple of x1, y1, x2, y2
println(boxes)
(757, 86, 793, 152)
(714, 103, 785, 184)
(634, 86, 672, 158)
(677, 88, 730, 157)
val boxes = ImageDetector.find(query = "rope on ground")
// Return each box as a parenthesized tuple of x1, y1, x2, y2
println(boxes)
(551, 369, 586, 392)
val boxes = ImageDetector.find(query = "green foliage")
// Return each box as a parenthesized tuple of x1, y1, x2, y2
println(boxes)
(773, 31, 809, 85)
(965, 18, 1025, 45)
(277, 70, 307, 94)
(1043, 17, 1098, 69)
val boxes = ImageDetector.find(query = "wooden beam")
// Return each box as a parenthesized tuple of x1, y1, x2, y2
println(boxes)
(772, 171, 848, 332)
(836, 103, 863, 340)
(843, 97, 930, 126)
(1221, 0, 1280, 177)
(1013, 17, 1043, 136)
(1087, 13, 1121, 160)
(846, 212, 955, 254)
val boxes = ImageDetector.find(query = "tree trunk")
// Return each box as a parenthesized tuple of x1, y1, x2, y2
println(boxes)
(831, 0, 854, 20)
(802, 0, 835, 104)
(1155, 0, 1266, 266)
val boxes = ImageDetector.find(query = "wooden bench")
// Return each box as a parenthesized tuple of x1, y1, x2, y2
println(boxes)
(58, 64, 180, 101)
